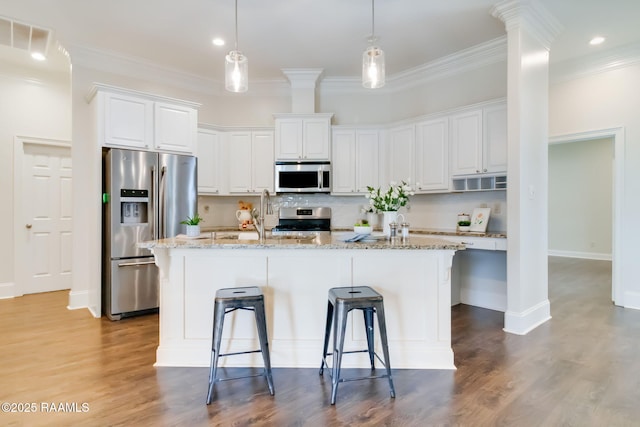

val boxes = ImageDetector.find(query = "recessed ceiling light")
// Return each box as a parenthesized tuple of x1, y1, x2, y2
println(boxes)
(212, 38, 225, 46)
(589, 36, 605, 46)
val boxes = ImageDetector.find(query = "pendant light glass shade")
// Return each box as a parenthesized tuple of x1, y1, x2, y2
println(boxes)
(362, 0, 385, 89)
(225, 0, 248, 93)
(225, 50, 248, 92)
(362, 45, 385, 89)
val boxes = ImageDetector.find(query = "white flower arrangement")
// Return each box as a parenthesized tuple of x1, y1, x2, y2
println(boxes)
(365, 180, 414, 212)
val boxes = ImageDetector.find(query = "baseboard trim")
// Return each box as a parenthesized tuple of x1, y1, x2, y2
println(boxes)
(548, 249, 612, 261)
(503, 299, 551, 335)
(67, 289, 89, 310)
(623, 291, 640, 310)
(0, 282, 16, 299)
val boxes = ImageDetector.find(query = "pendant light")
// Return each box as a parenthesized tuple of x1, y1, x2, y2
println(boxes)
(362, 0, 385, 89)
(225, 0, 248, 93)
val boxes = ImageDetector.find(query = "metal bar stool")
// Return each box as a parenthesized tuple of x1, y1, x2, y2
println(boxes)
(206, 286, 274, 404)
(319, 286, 396, 404)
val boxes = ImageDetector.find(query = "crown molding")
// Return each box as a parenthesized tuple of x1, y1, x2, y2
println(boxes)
(491, 0, 563, 49)
(550, 42, 640, 84)
(320, 36, 508, 94)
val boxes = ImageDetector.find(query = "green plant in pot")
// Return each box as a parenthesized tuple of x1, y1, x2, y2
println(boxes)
(457, 220, 471, 232)
(181, 213, 203, 237)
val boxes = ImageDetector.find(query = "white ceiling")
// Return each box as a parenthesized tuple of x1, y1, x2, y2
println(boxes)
(1, 0, 640, 83)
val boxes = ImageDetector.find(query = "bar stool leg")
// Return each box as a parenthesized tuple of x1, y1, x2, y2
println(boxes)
(206, 302, 226, 404)
(254, 299, 275, 395)
(330, 305, 349, 405)
(319, 301, 334, 375)
(363, 307, 376, 370)
(375, 301, 396, 398)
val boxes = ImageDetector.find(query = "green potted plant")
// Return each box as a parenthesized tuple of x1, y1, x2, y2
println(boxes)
(353, 218, 372, 235)
(181, 213, 203, 237)
(457, 220, 471, 232)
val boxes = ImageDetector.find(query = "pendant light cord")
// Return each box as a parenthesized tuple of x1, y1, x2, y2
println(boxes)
(371, 0, 375, 39)
(234, 0, 239, 51)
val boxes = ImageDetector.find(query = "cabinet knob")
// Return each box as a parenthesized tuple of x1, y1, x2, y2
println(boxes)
(26, 224, 32, 229)
(483, 168, 487, 172)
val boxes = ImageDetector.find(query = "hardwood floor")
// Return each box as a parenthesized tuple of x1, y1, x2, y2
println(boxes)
(1, 257, 639, 426)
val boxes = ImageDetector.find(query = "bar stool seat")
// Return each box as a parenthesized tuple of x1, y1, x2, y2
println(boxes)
(319, 286, 396, 404)
(206, 286, 274, 404)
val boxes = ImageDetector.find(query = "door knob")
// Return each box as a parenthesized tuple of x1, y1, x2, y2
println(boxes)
(26, 224, 32, 229)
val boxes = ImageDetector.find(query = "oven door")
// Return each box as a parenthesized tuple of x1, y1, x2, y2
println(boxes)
(275, 162, 331, 193)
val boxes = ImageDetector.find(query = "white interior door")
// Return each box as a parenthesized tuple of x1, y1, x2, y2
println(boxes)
(18, 140, 73, 294)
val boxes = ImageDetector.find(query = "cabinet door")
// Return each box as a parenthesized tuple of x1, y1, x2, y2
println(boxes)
(387, 125, 415, 185)
(483, 103, 507, 173)
(275, 119, 303, 160)
(450, 109, 482, 175)
(102, 92, 153, 149)
(303, 118, 330, 160)
(154, 102, 197, 154)
(415, 118, 449, 192)
(251, 131, 275, 192)
(227, 132, 253, 193)
(331, 130, 357, 194)
(355, 130, 380, 193)
(196, 130, 222, 194)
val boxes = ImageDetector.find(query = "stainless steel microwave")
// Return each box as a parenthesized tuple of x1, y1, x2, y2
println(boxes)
(274, 161, 331, 193)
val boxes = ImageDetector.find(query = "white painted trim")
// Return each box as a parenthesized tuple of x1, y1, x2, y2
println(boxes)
(548, 250, 612, 261)
(13, 136, 72, 299)
(623, 292, 640, 310)
(0, 282, 16, 299)
(67, 289, 90, 312)
(503, 299, 551, 335)
(549, 127, 625, 307)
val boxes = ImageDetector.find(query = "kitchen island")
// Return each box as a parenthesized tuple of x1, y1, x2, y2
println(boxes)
(140, 233, 463, 370)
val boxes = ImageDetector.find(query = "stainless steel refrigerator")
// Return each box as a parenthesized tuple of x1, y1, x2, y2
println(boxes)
(102, 148, 197, 320)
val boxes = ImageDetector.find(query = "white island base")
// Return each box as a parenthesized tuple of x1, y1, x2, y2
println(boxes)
(150, 243, 458, 370)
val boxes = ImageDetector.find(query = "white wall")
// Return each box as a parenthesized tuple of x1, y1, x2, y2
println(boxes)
(549, 63, 640, 308)
(0, 58, 71, 295)
(548, 138, 613, 259)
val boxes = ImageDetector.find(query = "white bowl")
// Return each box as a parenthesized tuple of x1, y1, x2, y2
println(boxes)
(354, 225, 372, 235)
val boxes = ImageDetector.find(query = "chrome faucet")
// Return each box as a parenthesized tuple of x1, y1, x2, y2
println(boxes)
(255, 189, 273, 241)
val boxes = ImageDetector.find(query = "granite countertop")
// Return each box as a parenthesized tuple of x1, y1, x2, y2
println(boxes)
(139, 232, 464, 251)
(202, 226, 507, 239)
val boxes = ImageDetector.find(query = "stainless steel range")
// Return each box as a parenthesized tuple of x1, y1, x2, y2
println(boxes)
(271, 207, 331, 236)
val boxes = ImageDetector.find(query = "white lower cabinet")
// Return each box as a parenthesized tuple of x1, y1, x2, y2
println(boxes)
(331, 128, 380, 194)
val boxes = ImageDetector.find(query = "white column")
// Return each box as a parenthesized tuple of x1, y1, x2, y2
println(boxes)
(491, 0, 562, 334)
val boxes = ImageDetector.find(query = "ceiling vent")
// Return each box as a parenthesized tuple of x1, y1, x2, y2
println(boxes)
(0, 15, 51, 60)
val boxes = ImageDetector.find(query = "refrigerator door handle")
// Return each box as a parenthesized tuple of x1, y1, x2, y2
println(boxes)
(118, 260, 157, 267)
(159, 165, 167, 239)
(151, 166, 157, 240)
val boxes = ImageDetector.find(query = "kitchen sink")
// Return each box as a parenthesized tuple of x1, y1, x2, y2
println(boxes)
(216, 232, 316, 242)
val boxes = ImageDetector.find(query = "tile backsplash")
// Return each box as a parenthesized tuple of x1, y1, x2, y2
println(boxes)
(199, 191, 506, 232)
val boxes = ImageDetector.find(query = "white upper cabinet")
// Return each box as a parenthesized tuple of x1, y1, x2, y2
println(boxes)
(387, 125, 415, 186)
(331, 128, 380, 194)
(91, 84, 199, 154)
(274, 114, 332, 160)
(154, 102, 197, 153)
(482, 103, 508, 174)
(228, 130, 274, 194)
(450, 102, 507, 176)
(196, 129, 222, 195)
(100, 92, 154, 149)
(415, 117, 449, 192)
(450, 109, 483, 176)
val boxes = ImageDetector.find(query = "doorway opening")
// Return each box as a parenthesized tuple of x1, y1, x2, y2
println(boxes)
(548, 128, 624, 305)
